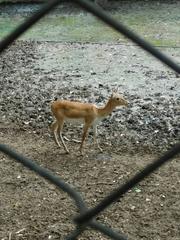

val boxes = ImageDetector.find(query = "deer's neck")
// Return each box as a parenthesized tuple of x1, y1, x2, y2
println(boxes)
(97, 99, 116, 118)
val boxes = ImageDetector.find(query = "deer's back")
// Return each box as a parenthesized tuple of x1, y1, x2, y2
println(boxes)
(51, 100, 98, 120)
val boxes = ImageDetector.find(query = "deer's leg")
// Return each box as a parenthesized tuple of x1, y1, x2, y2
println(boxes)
(93, 124, 103, 152)
(50, 121, 61, 148)
(79, 122, 91, 153)
(63, 136, 81, 143)
(57, 119, 69, 154)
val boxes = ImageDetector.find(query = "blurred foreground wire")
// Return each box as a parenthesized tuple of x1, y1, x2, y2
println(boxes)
(0, 0, 180, 239)
(75, 143, 180, 224)
(0, 0, 179, 74)
(0, 144, 127, 240)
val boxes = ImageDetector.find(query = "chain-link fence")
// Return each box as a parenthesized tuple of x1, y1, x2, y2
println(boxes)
(0, 1, 180, 239)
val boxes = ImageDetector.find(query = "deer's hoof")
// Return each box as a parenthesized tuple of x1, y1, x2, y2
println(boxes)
(97, 145, 103, 152)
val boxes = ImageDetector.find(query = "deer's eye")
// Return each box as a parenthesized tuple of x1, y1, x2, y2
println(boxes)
(116, 98, 120, 100)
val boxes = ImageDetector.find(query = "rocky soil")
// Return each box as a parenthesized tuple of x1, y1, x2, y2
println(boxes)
(0, 41, 179, 153)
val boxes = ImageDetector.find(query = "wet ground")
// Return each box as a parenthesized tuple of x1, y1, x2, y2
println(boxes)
(0, 1, 180, 240)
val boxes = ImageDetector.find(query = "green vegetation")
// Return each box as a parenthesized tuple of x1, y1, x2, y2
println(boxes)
(0, 5, 179, 47)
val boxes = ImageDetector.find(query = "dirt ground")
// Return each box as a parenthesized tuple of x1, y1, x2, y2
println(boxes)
(0, 1, 180, 240)
(0, 123, 180, 240)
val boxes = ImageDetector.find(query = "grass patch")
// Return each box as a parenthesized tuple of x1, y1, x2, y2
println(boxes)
(0, 9, 179, 46)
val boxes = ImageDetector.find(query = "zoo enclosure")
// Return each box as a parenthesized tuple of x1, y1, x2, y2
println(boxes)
(0, 0, 180, 239)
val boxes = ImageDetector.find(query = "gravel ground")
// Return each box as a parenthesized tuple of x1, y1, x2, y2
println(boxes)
(0, 41, 179, 153)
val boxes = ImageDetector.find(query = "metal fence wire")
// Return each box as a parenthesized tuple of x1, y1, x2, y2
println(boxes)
(0, 0, 180, 239)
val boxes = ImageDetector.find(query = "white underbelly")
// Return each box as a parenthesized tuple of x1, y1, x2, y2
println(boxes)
(65, 117, 84, 125)
(64, 116, 104, 126)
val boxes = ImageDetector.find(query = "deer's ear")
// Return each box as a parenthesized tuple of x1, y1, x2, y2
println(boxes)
(111, 92, 115, 98)
(112, 87, 119, 94)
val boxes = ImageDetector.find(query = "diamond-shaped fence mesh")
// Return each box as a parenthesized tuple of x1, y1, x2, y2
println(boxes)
(0, 1, 180, 239)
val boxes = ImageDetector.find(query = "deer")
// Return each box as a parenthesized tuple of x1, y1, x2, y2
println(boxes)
(50, 92, 128, 154)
